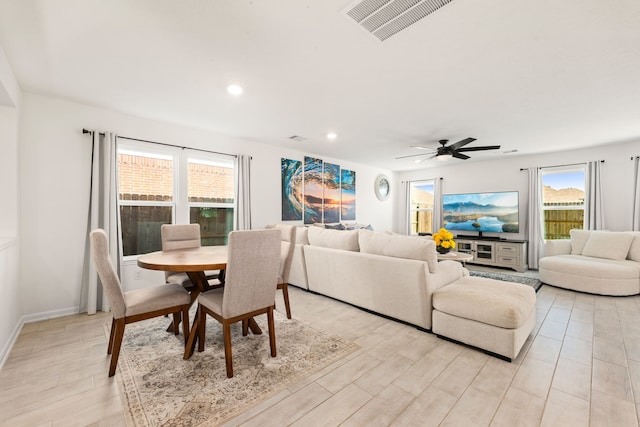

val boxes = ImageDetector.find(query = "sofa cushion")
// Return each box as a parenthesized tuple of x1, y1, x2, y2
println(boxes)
(308, 226, 359, 251)
(358, 229, 438, 272)
(296, 227, 310, 245)
(582, 231, 634, 261)
(539, 254, 640, 279)
(627, 232, 640, 262)
(433, 276, 536, 329)
(570, 229, 591, 255)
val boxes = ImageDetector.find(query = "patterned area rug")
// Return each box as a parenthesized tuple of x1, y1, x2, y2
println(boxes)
(112, 311, 359, 426)
(468, 269, 542, 291)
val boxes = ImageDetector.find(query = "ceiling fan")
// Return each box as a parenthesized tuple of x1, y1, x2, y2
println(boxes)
(396, 138, 501, 163)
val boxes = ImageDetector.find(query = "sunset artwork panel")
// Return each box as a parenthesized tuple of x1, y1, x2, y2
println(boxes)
(304, 156, 324, 224)
(341, 169, 356, 220)
(281, 158, 303, 220)
(323, 163, 341, 223)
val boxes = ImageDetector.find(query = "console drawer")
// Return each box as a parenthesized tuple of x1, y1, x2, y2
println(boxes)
(498, 255, 519, 266)
(497, 244, 518, 255)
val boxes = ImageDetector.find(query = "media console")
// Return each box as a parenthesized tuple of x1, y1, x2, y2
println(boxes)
(455, 237, 528, 272)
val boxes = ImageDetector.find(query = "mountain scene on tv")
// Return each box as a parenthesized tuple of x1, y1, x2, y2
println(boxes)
(443, 192, 519, 233)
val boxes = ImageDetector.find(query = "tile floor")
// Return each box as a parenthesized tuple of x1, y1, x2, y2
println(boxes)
(2, 272, 640, 426)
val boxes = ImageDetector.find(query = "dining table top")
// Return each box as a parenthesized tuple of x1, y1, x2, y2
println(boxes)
(136, 245, 228, 272)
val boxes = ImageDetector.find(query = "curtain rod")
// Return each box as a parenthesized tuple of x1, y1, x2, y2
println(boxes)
(519, 160, 604, 171)
(82, 128, 237, 158)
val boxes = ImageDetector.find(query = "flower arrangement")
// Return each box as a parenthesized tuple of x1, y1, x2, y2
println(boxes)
(433, 228, 456, 254)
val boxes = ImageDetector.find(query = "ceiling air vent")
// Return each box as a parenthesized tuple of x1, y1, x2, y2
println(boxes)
(289, 135, 307, 142)
(343, 0, 454, 41)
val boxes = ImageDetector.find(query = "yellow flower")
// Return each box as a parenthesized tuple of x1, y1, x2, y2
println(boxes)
(433, 227, 456, 251)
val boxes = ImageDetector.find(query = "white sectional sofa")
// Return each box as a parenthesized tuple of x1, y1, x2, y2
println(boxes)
(539, 229, 640, 296)
(302, 227, 468, 330)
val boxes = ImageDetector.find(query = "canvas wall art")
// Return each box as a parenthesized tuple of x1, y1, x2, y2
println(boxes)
(281, 157, 356, 223)
(303, 156, 324, 224)
(323, 163, 341, 224)
(341, 169, 356, 220)
(281, 158, 303, 220)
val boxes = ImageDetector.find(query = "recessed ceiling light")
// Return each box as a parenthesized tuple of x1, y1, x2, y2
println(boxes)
(327, 132, 338, 140)
(227, 84, 243, 96)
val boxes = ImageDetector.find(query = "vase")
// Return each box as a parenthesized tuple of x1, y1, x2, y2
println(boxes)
(437, 246, 450, 254)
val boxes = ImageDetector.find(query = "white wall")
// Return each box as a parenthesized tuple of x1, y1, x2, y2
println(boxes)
(0, 45, 21, 366)
(17, 92, 394, 316)
(394, 140, 640, 237)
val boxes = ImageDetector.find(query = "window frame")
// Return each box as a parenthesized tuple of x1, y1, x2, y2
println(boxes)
(540, 165, 586, 240)
(408, 179, 436, 235)
(117, 141, 235, 260)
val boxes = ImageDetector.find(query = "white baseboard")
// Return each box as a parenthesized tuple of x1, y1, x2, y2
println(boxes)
(0, 306, 80, 370)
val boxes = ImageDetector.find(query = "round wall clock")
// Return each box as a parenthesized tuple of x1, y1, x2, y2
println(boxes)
(374, 175, 390, 201)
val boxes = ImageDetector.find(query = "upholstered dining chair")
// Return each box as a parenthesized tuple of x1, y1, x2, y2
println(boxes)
(196, 229, 281, 378)
(161, 224, 220, 290)
(90, 229, 191, 377)
(266, 224, 296, 319)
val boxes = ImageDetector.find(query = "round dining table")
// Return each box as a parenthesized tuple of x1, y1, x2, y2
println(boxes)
(137, 245, 262, 359)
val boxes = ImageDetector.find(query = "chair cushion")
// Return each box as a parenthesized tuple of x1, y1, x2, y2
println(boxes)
(124, 284, 190, 317)
(628, 232, 640, 262)
(582, 231, 634, 261)
(433, 277, 536, 329)
(198, 288, 225, 314)
(358, 229, 438, 273)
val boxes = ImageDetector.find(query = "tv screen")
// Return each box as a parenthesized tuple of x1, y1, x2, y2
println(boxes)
(442, 191, 519, 234)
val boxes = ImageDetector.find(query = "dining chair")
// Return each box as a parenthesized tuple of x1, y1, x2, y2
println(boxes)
(90, 229, 191, 377)
(196, 229, 281, 378)
(161, 224, 220, 290)
(266, 224, 296, 319)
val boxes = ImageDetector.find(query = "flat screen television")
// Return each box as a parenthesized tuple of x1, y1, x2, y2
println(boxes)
(442, 191, 519, 236)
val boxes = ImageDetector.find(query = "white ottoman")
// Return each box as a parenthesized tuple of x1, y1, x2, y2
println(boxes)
(432, 276, 536, 361)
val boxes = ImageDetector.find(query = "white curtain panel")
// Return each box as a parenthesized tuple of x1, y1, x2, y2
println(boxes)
(235, 154, 252, 230)
(83, 131, 120, 315)
(433, 177, 443, 231)
(633, 157, 640, 231)
(527, 167, 543, 269)
(585, 160, 604, 230)
(401, 180, 410, 234)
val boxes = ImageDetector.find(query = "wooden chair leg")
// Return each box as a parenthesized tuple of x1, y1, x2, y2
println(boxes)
(242, 319, 249, 336)
(223, 321, 234, 378)
(281, 283, 292, 319)
(172, 312, 181, 335)
(108, 318, 126, 377)
(181, 306, 190, 345)
(267, 307, 277, 357)
(107, 317, 116, 355)
(198, 306, 206, 353)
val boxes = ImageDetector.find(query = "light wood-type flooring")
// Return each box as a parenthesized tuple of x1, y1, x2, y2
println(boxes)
(2, 272, 640, 426)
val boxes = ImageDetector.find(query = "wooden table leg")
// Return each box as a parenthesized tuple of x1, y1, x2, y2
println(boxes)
(247, 318, 262, 334)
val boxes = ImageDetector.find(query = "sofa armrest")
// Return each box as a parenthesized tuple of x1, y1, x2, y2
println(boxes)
(427, 260, 468, 293)
(543, 239, 572, 257)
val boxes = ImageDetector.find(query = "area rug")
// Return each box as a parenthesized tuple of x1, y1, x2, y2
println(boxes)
(111, 311, 359, 427)
(468, 269, 543, 291)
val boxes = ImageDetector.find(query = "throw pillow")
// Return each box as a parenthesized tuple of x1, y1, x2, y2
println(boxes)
(570, 229, 591, 255)
(581, 231, 634, 261)
(627, 232, 640, 262)
(358, 229, 438, 272)
(307, 226, 359, 251)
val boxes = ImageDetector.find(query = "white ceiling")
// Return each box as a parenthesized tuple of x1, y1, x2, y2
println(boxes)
(1, 0, 639, 170)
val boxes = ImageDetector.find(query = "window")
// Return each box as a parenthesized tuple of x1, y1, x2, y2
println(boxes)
(541, 168, 585, 239)
(409, 180, 435, 235)
(118, 142, 235, 257)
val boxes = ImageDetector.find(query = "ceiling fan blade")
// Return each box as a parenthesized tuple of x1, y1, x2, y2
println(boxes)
(452, 152, 470, 160)
(456, 145, 501, 152)
(410, 145, 434, 150)
(395, 152, 434, 159)
(418, 154, 438, 164)
(448, 137, 476, 151)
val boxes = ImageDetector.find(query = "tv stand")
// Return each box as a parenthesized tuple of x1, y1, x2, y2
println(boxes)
(455, 237, 528, 272)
